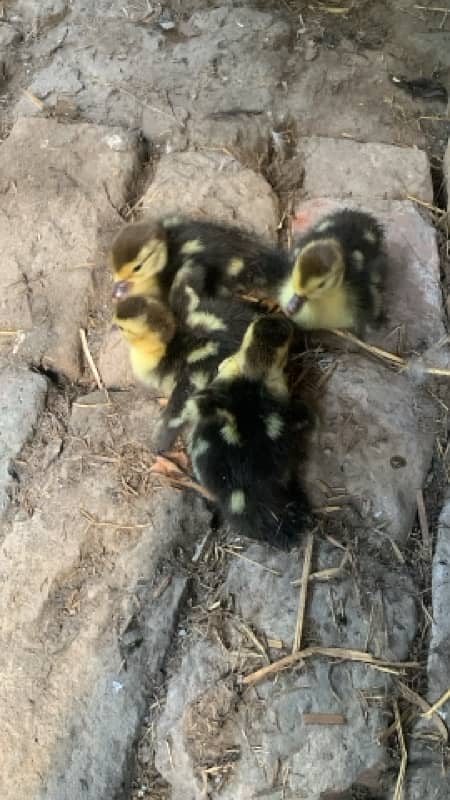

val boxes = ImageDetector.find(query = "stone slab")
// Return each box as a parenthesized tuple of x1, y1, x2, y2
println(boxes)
(0, 117, 141, 379)
(0, 364, 47, 516)
(0, 390, 210, 800)
(426, 496, 450, 722)
(139, 150, 279, 240)
(292, 197, 445, 351)
(298, 137, 433, 204)
(156, 541, 418, 799)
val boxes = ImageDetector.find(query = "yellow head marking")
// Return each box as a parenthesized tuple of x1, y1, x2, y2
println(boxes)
(227, 257, 245, 277)
(180, 239, 204, 256)
(187, 341, 220, 364)
(217, 353, 242, 380)
(265, 413, 284, 440)
(218, 409, 241, 446)
(292, 238, 345, 299)
(187, 310, 227, 332)
(229, 489, 246, 514)
(111, 222, 169, 299)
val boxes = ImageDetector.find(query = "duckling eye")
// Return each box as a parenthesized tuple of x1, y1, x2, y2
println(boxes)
(133, 262, 143, 273)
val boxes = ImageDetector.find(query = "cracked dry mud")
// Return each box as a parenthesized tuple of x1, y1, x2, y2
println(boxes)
(0, 2, 450, 800)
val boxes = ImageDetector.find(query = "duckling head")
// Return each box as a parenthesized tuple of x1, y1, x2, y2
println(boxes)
(242, 315, 293, 375)
(113, 296, 176, 348)
(219, 315, 293, 383)
(283, 239, 345, 316)
(110, 221, 168, 301)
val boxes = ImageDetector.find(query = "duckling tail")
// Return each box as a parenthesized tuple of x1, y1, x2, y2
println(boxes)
(228, 483, 311, 550)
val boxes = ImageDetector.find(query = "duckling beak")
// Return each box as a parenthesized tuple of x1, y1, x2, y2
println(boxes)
(285, 294, 306, 315)
(112, 280, 131, 301)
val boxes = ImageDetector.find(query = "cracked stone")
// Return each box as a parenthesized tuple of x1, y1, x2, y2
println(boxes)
(0, 364, 47, 516)
(156, 541, 418, 799)
(0, 117, 141, 379)
(0, 389, 210, 800)
(139, 150, 279, 240)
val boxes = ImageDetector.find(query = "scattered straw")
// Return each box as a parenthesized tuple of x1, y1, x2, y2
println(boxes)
(22, 88, 46, 110)
(0, 329, 22, 336)
(303, 713, 346, 725)
(398, 682, 448, 741)
(421, 687, 450, 719)
(406, 194, 447, 216)
(80, 508, 148, 529)
(393, 700, 407, 800)
(219, 546, 282, 576)
(291, 551, 350, 587)
(242, 647, 420, 687)
(238, 621, 270, 664)
(332, 329, 450, 377)
(79, 328, 109, 399)
(293, 532, 314, 653)
(152, 575, 172, 600)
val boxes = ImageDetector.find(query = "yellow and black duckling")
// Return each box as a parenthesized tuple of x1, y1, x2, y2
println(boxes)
(187, 315, 312, 549)
(113, 289, 263, 451)
(110, 216, 290, 303)
(278, 209, 387, 336)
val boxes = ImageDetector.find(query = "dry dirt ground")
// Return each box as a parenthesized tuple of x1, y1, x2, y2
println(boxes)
(0, 1, 450, 799)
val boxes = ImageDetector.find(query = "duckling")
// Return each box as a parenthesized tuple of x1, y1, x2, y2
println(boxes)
(113, 291, 262, 451)
(187, 315, 312, 549)
(278, 209, 387, 336)
(110, 216, 290, 303)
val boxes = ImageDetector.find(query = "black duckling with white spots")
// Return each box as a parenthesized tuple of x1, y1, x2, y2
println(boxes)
(279, 209, 387, 337)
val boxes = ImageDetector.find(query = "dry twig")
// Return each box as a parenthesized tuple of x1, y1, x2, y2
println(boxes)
(242, 647, 420, 687)
(398, 682, 448, 741)
(416, 489, 432, 556)
(303, 713, 346, 725)
(79, 328, 109, 398)
(293, 532, 314, 652)
(393, 700, 408, 800)
(421, 687, 450, 718)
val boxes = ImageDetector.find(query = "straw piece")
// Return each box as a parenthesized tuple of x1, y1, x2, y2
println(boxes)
(293, 533, 314, 653)
(79, 328, 108, 397)
(219, 546, 282, 576)
(421, 687, 450, 718)
(397, 682, 448, 741)
(242, 646, 420, 687)
(393, 700, 408, 800)
(416, 489, 432, 555)
(303, 713, 346, 725)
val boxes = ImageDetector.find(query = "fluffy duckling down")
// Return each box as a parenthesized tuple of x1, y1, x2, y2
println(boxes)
(110, 215, 290, 304)
(279, 209, 387, 336)
(187, 315, 312, 549)
(113, 289, 262, 451)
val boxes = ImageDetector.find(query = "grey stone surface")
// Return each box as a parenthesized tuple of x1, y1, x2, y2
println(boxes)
(292, 197, 444, 351)
(156, 542, 418, 799)
(139, 150, 280, 240)
(445, 138, 450, 220)
(427, 496, 450, 721)
(0, 365, 47, 515)
(0, 390, 210, 800)
(0, 117, 141, 379)
(304, 354, 436, 545)
(298, 138, 433, 204)
(98, 327, 136, 389)
(0, 22, 21, 48)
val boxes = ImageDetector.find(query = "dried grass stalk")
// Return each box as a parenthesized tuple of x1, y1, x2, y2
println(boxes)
(393, 700, 408, 800)
(421, 687, 450, 719)
(293, 532, 314, 652)
(303, 713, 346, 725)
(242, 646, 420, 686)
